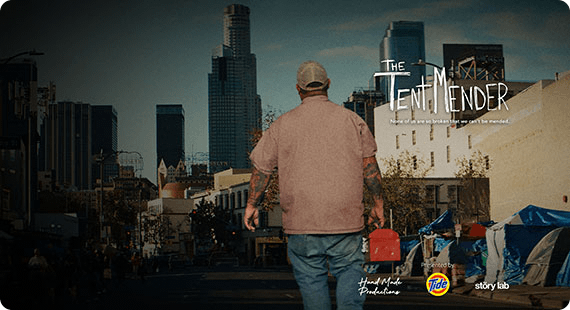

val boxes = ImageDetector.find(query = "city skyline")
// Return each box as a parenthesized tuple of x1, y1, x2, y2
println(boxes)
(1, 0, 569, 181)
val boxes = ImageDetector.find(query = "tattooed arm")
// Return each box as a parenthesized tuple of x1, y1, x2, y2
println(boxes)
(244, 167, 272, 232)
(363, 156, 385, 228)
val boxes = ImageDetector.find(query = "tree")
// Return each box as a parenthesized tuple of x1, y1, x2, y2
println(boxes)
(143, 207, 177, 254)
(373, 150, 433, 235)
(191, 199, 237, 252)
(102, 189, 138, 244)
(454, 150, 492, 223)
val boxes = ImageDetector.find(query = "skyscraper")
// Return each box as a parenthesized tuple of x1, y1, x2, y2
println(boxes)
(91, 105, 118, 184)
(156, 104, 185, 172)
(208, 4, 261, 173)
(41, 101, 92, 190)
(379, 21, 426, 100)
(0, 60, 40, 225)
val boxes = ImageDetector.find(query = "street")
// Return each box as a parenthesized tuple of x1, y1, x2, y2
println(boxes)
(70, 266, 539, 310)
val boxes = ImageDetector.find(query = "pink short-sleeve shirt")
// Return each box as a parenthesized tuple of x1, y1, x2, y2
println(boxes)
(250, 95, 377, 234)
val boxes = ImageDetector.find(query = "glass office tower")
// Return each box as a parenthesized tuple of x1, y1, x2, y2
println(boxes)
(208, 4, 261, 173)
(379, 21, 426, 101)
(156, 104, 185, 171)
(91, 105, 118, 184)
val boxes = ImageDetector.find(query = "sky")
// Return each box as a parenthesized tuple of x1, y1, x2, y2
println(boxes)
(1, 0, 569, 182)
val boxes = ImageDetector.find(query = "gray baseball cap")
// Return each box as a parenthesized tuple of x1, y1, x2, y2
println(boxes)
(297, 61, 329, 91)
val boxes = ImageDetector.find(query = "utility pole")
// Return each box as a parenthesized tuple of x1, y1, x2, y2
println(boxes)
(98, 149, 105, 243)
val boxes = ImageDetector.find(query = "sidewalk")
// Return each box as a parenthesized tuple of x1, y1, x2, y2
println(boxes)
(452, 283, 570, 309)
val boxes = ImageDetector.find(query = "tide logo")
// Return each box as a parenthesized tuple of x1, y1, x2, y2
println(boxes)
(426, 273, 450, 296)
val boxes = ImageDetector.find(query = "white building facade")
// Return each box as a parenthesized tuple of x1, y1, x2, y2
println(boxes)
(374, 71, 570, 221)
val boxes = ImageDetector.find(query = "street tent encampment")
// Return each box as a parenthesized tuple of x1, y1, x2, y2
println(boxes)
(396, 242, 423, 276)
(522, 227, 570, 286)
(556, 250, 570, 286)
(418, 209, 454, 235)
(485, 205, 570, 285)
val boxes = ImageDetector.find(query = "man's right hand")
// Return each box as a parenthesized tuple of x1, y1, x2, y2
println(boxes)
(244, 204, 259, 232)
(368, 201, 385, 229)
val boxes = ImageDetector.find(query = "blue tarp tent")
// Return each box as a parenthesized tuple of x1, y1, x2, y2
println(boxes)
(556, 251, 570, 286)
(464, 238, 487, 279)
(523, 227, 570, 286)
(434, 238, 453, 252)
(485, 205, 570, 285)
(418, 210, 454, 235)
(401, 238, 420, 255)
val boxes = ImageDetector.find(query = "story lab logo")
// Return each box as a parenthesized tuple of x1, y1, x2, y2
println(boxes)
(426, 273, 450, 296)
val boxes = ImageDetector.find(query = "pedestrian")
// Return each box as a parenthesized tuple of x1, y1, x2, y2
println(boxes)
(244, 60, 385, 310)
(28, 248, 50, 306)
(28, 248, 49, 271)
(168, 255, 173, 272)
(131, 252, 141, 279)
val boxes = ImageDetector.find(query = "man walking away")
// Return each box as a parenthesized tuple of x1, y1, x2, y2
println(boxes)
(245, 60, 385, 310)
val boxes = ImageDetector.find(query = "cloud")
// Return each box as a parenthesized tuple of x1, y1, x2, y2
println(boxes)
(316, 45, 377, 62)
(276, 59, 301, 68)
(325, 0, 474, 33)
(476, 10, 570, 49)
(327, 16, 383, 32)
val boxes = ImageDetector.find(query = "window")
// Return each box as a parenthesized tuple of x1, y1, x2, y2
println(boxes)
(396, 135, 400, 149)
(447, 127, 451, 138)
(448, 185, 458, 204)
(468, 135, 472, 149)
(412, 155, 418, 170)
(412, 131, 416, 145)
(259, 210, 268, 228)
(447, 146, 451, 163)
(430, 151, 435, 167)
(426, 185, 435, 203)
(430, 125, 434, 141)
(429, 100, 433, 114)
(485, 155, 490, 170)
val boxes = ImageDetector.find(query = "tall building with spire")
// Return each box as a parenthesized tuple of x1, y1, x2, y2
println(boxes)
(208, 4, 261, 173)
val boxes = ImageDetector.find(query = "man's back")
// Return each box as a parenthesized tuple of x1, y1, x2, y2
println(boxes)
(250, 95, 377, 234)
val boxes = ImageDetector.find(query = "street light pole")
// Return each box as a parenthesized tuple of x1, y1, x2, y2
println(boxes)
(1, 49, 44, 64)
(98, 149, 105, 243)
(411, 59, 443, 71)
(96, 150, 143, 246)
(1, 50, 44, 230)
(115, 150, 144, 252)
(139, 174, 143, 255)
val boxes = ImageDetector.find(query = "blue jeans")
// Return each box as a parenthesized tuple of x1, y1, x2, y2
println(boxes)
(288, 232, 366, 310)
